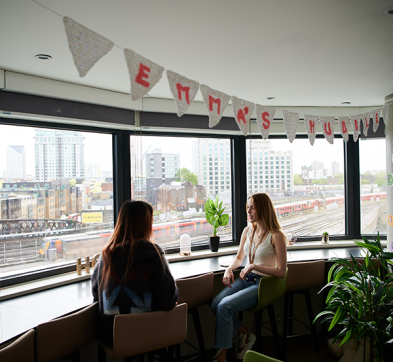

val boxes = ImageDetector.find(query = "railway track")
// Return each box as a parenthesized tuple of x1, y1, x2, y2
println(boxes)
(0, 202, 385, 269)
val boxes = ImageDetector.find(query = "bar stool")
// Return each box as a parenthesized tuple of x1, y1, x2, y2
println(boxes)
(244, 350, 283, 362)
(176, 272, 214, 361)
(282, 260, 325, 360)
(241, 270, 288, 359)
(0, 329, 35, 362)
(35, 302, 98, 362)
(97, 303, 187, 361)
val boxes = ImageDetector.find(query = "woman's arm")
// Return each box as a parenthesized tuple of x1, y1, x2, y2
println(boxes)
(222, 226, 249, 288)
(239, 230, 287, 279)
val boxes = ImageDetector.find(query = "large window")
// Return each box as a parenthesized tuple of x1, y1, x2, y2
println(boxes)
(130, 136, 233, 250)
(359, 138, 387, 236)
(246, 138, 345, 237)
(0, 124, 113, 278)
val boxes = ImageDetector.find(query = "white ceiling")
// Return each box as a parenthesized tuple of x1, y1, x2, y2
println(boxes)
(1, 0, 392, 108)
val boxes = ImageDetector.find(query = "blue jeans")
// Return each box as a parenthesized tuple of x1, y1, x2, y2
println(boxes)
(211, 276, 261, 349)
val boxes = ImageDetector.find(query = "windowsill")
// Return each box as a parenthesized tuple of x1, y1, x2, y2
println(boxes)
(0, 239, 386, 302)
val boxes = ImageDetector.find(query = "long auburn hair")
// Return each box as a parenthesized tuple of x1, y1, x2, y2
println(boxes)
(247, 193, 284, 236)
(100, 200, 161, 290)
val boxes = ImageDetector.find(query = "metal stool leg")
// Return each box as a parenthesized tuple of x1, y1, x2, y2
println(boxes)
(255, 309, 263, 352)
(190, 307, 207, 361)
(303, 290, 319, 353)
(267, 304, 281, 360)
(282, 293, 290, 361)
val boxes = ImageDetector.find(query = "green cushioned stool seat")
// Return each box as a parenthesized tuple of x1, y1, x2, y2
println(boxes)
(244, 350, 283, 362)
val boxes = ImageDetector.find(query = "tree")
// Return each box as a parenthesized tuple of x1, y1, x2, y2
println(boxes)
(337, 178, 344, 184)
(375, 177, 386, 187)
(375, 171, 386, 179)
(335, 172, 343, 179)
(174, 168, 198, 185)
(361, 179, 370, 184)
(294, 174, 303, 185)
(69, 179, 76, 186)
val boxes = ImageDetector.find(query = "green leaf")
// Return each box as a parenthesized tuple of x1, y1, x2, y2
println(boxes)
(329, 307, 344, 331)
(314, 310, 334, 323)
(354, 241, 380, 253)
(382, 252, 393, 260)
(219, 214, 229, 226)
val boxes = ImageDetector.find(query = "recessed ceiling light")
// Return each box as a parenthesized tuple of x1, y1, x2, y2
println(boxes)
(384, 7, 393, 15)
(35, 54, 52, 60)
(341, 101, 351, 105)
(266, 97, 275, 100)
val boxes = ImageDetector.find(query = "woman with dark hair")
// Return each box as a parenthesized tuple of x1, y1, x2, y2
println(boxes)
(211, 193, 287, 362)
(92, 200, 178, 346)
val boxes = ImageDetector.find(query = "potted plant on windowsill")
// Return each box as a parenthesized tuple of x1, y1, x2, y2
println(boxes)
(204, 195, 229, 252)
(322, 231, 329, 243)
(315, 233, 393, 362)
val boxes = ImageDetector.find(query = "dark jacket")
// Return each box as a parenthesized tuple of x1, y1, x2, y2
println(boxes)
(91, 240, 178, 346)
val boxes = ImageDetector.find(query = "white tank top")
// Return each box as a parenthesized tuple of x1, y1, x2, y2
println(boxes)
(243, 227, 277, 276)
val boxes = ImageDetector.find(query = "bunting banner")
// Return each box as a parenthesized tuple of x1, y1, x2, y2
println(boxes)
(167, 70, 199, 117)
(283, 111, 299, 143)
(360, 112, 372, 137)
(200, 85, 231, 128)
(304, 115, 319, 146)
(383, 105, 389, 127)
(63, 17, 114, 77)
(320, 116, 335, 144)
(350, 114, 361, 142)
(124, 49, 164, 102)
(256, 105, 275, 140)
(232, 97, 255, 136)
(371, 108, 382, 133)
(338, 116, 350, 142)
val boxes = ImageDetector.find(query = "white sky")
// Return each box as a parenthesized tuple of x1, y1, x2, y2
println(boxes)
(0, 125, 386, 178)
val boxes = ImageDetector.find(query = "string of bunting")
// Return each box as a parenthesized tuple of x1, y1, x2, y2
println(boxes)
(63, 16, 389, 144)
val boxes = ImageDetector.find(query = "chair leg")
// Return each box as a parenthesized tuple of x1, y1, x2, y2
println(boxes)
(190, 307, 207, 361)
(304, 290, 319, 353)
(267, 304, 281, 360)
(288, 292, 294, 336)
(97, 343, 106, 362)
(66, 351, 81, 362)
(255, 309, 263, 352)
(282, 293, 289, 361)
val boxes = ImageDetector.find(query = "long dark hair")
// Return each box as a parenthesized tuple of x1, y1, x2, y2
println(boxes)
(247, 193, 283, 234)
(100, 200, 161, 290)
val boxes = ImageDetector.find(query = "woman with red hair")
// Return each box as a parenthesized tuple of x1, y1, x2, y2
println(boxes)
(92, 200, 178, 346)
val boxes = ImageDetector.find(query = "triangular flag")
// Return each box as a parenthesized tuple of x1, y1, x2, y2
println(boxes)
(371, 108, 382, 133)
(63, 17, 114, 78)
(304, 115, 319, 146)
(283, 111, 299, 143)
(256, 105, 275, 140)
(167, 71, 199, 117)
(124, 49, 164, 101)
(320, 116, 335, 144)
(382, 104, 389, 127)
(350, 114, 361, 142)
(360, 112, 371, 137)
(232, 97, 254, 136)
(338, 116, 350, 142)
(200, 85, 231, 128)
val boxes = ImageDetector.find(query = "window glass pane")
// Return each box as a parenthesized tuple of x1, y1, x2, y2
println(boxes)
(246, 139, 345, 237)
(130, 136, 232, 250)
(359, 138, 387, 235)
(0, 125, 113, 278)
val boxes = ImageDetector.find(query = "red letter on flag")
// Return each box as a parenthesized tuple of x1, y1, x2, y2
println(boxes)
(365, 117, 369, 127)
(324, 122, 332, 135)
(262, 111, 270, 130)
(341, 121, 347, 133)
(376, 113, 379, 124)
(237, 109, 247, 124)
(176, 83, 190, 104)
(354, 119, 359, 131)
(135, 63, 151, 87)
(209, 96, 221, 114)
(309, 120, 315, 134)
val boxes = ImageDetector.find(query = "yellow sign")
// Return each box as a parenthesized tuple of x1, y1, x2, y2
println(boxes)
(388, 214, 393, 228)
(82, 212, 103, 224)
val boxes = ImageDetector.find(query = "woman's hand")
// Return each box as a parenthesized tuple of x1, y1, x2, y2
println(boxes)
(222, 269, 234, 288)
(239, 264, 254, 280)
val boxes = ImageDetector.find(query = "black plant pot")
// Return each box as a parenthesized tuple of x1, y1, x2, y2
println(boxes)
(209, 236, 220, 252)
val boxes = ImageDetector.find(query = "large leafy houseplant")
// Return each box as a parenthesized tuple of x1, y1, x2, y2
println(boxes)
(315, 234, 393, 361)
(204, 195, 229, 236)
